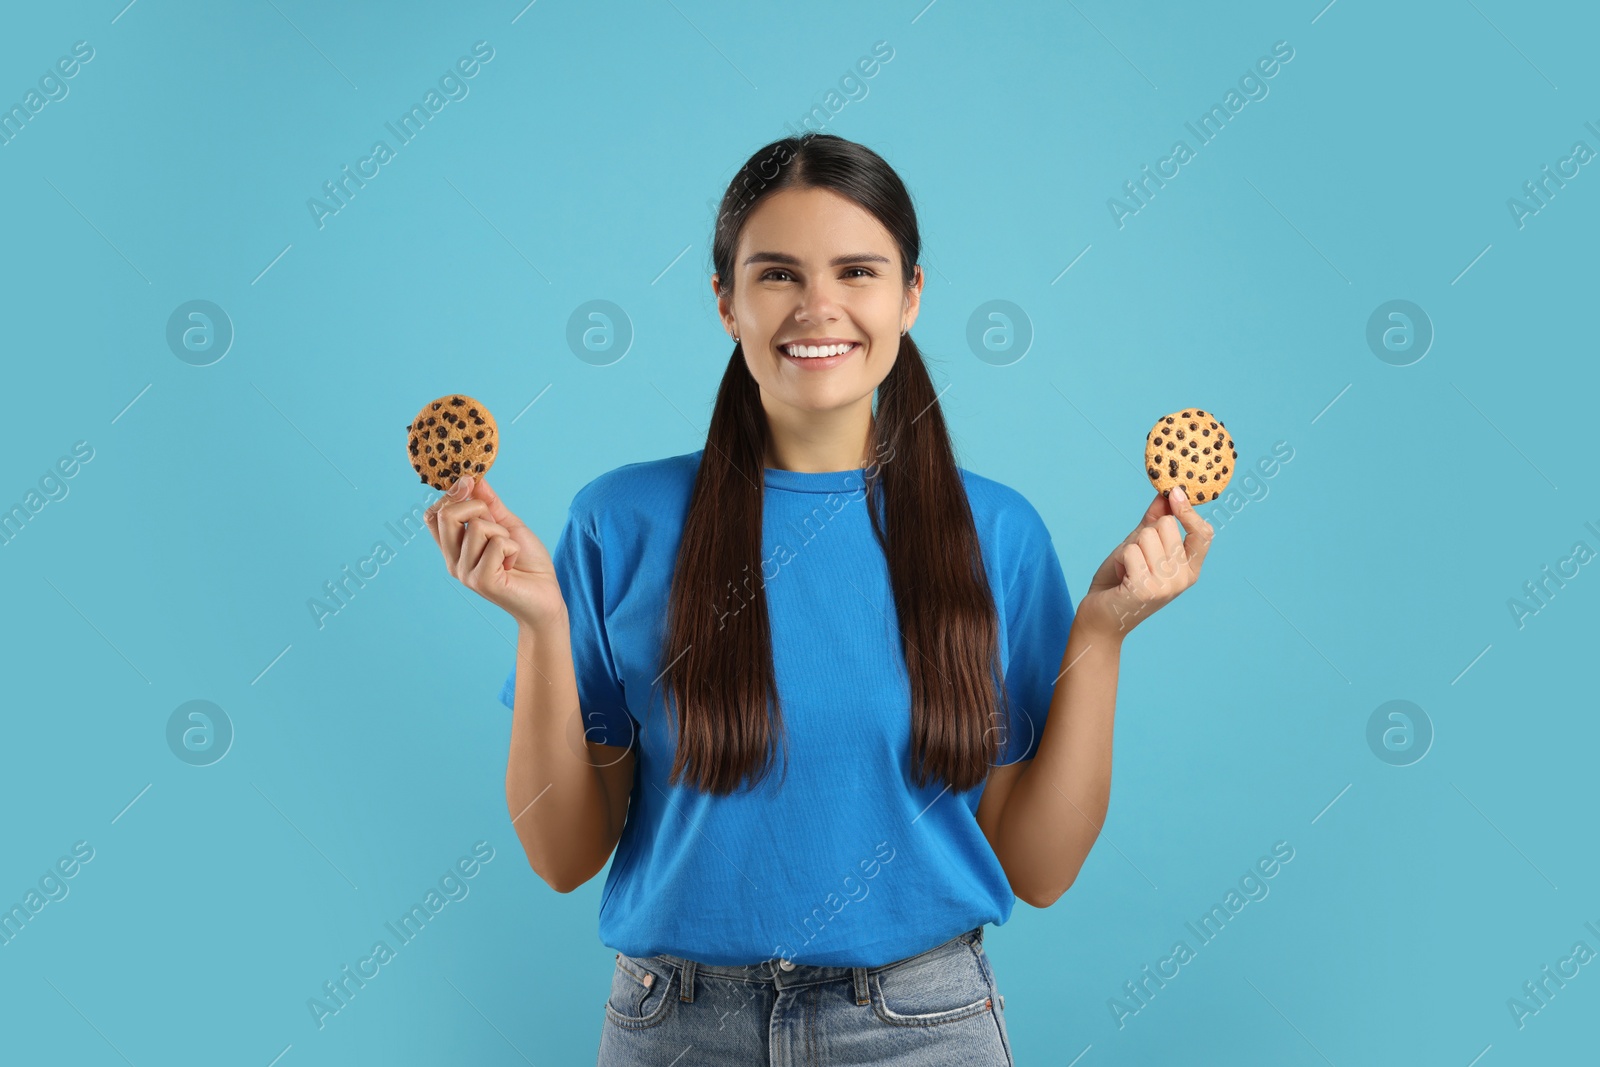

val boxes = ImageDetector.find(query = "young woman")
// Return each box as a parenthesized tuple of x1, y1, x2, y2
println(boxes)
(424, 132, 1213, 1065)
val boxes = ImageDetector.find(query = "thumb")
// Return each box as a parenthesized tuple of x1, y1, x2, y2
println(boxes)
(1117, 490, 1166, 547)
(472, 477, 544, 561)
(472, 476, 518, 528)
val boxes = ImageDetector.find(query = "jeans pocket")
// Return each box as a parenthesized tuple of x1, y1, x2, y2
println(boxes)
(604, 953, 676, 1030)
(971, 942, 1015, 1066)
(870, 939, 994, 1027)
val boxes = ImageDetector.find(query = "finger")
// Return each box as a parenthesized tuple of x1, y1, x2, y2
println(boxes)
(1165, 484, 1215, 571)
(1121, 540, 1152, 590)
(466, 534, 516, 591)
(1136, 527, 1179, 584)
(429, 499, 490, 571)
(438, 498, 489, 527)
(467, 519, 511, 542)
(456, 512, 498, 576)
(472, 477, 526, 532)
(424, 476, 475, 549)
(1124, 491, 1168, 542)
(425, 474, 475, 521)
(1153, 513, 1184, 561)
(456, 513, 516, 575)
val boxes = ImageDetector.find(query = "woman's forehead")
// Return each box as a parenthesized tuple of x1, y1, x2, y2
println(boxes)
(738, 188, 892, 253)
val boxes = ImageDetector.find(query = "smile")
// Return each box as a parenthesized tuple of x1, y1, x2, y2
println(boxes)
(779, 341, 860, 368)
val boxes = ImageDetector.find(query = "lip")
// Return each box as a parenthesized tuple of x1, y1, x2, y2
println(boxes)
(779, 337, 859, 348)
(778, 340, 860, 370)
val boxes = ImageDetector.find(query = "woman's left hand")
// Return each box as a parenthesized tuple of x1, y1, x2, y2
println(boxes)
(1076, 484, 1214, 641)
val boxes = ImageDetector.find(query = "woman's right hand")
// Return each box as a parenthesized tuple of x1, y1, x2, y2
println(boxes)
(424, 474, 567, 629)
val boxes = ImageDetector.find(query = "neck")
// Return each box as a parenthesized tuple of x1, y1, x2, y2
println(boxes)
(762, 398, 874, 473)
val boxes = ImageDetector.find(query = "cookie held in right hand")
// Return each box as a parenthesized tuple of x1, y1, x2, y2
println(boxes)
(1144, 408, 1234, 503)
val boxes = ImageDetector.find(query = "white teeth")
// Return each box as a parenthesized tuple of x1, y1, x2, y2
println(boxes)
(782, 343, 855, 358)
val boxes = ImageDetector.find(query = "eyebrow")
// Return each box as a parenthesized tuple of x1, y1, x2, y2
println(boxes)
(741, 251, 892, 268)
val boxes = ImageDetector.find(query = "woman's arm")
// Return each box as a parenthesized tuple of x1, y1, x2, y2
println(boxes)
(505, 613, 632, 893)
(988, 618, 1122, 907)
(991, 484, 1213, 907)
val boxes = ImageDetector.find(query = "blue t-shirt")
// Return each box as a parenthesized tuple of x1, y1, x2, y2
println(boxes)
(497, 448, 1075, 967)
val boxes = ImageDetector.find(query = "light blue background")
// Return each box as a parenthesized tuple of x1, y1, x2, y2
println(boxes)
(2, 1, 1595, 1063)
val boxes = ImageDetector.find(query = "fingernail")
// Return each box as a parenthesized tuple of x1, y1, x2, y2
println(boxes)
(1171, 485, 1187, 505)
(452, 474, 472, 496)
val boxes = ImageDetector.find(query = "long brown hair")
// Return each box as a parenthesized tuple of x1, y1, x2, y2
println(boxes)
(662, 132, 1011, 796)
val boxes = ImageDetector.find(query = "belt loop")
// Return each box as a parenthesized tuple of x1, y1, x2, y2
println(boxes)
(678, 957, 698, 1003)
(852, 966, 870, 1006)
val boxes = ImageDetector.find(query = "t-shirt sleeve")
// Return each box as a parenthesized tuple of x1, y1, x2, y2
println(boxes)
(998, 504, 1075, 766)
(495, 505, 635, 749)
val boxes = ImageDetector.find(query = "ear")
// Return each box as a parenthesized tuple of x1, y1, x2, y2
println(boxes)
(711, 274, 736, 338)
(902, 266, 924, 332)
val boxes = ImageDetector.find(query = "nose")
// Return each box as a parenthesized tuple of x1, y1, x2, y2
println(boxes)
(794, 278, 844, 325)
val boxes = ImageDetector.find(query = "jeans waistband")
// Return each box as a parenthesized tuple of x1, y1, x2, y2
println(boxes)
(641, 926, 985, 1005)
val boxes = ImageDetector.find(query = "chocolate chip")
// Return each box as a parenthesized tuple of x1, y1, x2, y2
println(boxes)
(484, 443, 493, 453)
(1176, 430, 1185, 440)
(1148, 467, 1158, 479)
(1165, 417, 1174, 425)
(451, 397, 465, 406)
(473, 462, 485, 472)
(1165, 442, 1175, 451)
(475, 431, 485, 439)
(1199, 475, 1207, 482)
(432, 402, 441, 410)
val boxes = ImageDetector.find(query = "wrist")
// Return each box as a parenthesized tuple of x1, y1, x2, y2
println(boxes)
(1070, 613, 1127, 652)
(515, 606, 569, 639)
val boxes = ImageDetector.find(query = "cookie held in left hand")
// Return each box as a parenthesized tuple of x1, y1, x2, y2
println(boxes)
(1144, 408, 1234, 503)
(407, 394, 498, 490)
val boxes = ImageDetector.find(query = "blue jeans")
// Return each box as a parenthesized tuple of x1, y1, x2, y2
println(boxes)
(596, 925, 1014, 1065)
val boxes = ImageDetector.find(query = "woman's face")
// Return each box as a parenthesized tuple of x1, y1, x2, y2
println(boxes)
(714, 186, 922, 423)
